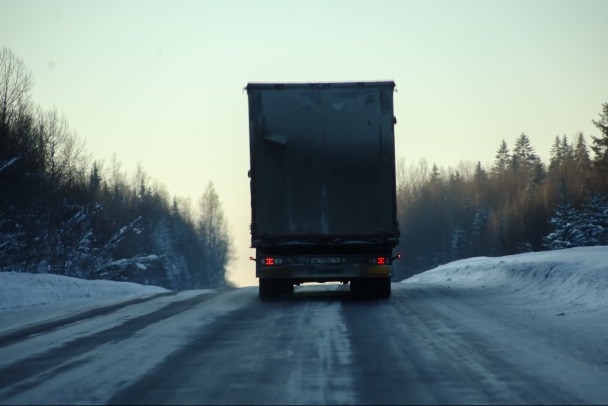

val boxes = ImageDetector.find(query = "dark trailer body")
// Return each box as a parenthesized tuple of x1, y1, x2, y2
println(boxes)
(246, 82, 399, 299)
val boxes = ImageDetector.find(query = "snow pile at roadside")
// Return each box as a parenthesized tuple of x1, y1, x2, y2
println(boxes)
(0, 272, 169, 311)
(403, 246, 608, 309)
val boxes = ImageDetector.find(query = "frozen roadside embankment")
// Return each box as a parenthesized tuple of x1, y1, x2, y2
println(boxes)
(0, 272, 169, 334)
(402, 246, 608, 313)
(0, 272, 169, 311)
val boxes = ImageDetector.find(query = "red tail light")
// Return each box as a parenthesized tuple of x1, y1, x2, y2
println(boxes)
(265, 257, 274, 266)
(377, 257, 386, 265)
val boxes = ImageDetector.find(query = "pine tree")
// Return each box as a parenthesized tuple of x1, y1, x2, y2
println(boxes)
(561, 135, 574, 161)
(472, 207, 489, 255)
(590, 102, 608, 166)
(549, 136, 563, 173)
(429, 164, 441, 184)
(543, 203, 585, 249)
(512, 133, 538, 170)
(580, 192, 608, 246)
(171, 197, 180, 218)
(511, 133, 545, 191)
(474, 161, 487, 181)
(548, 135, 575, 175)
(574, 132, 591, 168)
(529, 159, 546, 190)
(473, 161, 488, 206)
(492, 139, 510, 176)
(88, 160, 102, 199)
(543, 180, 585, 249)
(451, 226, 468, 259)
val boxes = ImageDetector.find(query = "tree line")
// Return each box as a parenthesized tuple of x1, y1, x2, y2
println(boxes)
(0, 48, 232, 289)
(393, 102, 608, 281)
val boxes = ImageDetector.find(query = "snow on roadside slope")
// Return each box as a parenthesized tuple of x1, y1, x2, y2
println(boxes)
(402, 246, 608, 311)
(0, 272, 168, 311)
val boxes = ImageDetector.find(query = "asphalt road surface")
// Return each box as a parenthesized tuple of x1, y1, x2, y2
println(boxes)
(0, 283, 606, 404)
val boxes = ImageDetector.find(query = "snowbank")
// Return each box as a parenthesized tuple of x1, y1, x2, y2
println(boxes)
(403, 246, 608, 310)
(0, 272, 168, 311)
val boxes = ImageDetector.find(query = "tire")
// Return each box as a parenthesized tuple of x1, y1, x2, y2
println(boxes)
(350, 277, 391, 299)
(371, 277, 391, 299)
(349, 278, 364, 296)
(259, 279, 274, 301)
(259, 279, 293, 301)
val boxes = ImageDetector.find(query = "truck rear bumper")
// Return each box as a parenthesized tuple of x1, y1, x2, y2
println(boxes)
(258, 264, 392, 280)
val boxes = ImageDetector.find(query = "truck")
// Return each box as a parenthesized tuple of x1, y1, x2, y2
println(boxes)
(246, 81, 399, 299)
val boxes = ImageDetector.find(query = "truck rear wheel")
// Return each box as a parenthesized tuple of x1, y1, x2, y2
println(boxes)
(350, 278, 364, 296)
(350, 278, 391, 299)
(259, 279, 293, 301)
(370, 277, 391, 298)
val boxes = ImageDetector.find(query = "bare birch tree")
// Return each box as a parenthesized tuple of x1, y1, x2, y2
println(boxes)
(198, 181, 231, 287)
(0, 47, 33, 133)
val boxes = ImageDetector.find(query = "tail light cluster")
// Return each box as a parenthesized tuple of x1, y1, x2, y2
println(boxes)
(371, 254, 402, 264)
(264, 257, 283, 266)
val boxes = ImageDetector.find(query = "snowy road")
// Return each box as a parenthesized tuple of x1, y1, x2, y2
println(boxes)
(1, 277, 607, 404)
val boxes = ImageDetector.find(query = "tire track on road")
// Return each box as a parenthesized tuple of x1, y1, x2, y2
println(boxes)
(0, 290, 221, 398)
(110, 288, 356, 405)
(0, 291, 176, 348)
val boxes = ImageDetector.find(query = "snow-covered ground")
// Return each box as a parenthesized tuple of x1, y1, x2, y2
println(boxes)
(0, 272, 168, 334)
(402, 246, 608, 314)
(0, 272, 168, 311)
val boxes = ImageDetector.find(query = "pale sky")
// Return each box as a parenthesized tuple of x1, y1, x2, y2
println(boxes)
(2, 0, 607, 287)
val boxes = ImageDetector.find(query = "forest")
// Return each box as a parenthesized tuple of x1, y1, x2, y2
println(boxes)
(393, 102, 608, 280)
(0, 48, 232, 289)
